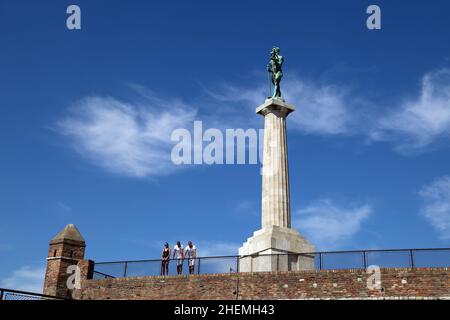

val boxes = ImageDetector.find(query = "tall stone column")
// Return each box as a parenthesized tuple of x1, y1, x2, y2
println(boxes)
(239, 98, 315, 272)
(260, 99, 292, 229)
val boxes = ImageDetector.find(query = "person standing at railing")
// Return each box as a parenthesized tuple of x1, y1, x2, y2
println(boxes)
(184, 241, 197, 275)
(161, 242, 171, 276)
(173, 241, 184, 275)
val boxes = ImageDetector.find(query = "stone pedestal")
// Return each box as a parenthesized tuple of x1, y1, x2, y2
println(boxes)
(239, 98, 315, 272)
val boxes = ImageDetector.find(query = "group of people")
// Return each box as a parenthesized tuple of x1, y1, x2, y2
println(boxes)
(161, 241, 197, 275)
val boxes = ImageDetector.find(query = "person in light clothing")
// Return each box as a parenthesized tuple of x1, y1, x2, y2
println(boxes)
(173, 241, 184, 275)
(184, 241, 197, 274)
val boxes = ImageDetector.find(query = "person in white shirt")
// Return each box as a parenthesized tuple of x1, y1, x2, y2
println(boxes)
(184, 241, 197, 274)
(173, 241, 184, 275)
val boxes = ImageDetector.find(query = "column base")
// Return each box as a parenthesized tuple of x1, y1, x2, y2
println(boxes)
(238, 226, 315, 272)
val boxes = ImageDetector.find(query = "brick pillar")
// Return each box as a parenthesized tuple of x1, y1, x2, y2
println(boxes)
(43, 224, 86, 298)
(72, 259, 94, 300)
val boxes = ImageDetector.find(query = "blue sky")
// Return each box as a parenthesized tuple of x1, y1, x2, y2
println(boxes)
(1, 0, 450, 291)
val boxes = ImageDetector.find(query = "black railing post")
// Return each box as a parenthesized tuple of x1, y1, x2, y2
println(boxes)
(409, 249, 415, 269)
(198, 258, 201, 275)
(236, 256, 240, 273)
(123, 262, 128, 277)
(0, 289, 4, 300)
(319, 253, 323, 270)
(363, 251, 368, 269)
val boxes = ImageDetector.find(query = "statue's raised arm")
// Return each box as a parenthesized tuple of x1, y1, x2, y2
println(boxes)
(267, 46, 284, 99)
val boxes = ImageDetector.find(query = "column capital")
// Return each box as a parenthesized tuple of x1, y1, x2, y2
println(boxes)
(256, 98, 295, 117)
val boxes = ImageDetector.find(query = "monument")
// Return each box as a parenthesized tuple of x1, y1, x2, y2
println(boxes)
(239, 47, 315, 272)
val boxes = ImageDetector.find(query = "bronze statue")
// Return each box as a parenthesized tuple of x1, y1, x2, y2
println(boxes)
(267, 47, 284, 99)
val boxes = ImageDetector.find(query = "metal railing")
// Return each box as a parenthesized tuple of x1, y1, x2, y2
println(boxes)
(93, 255, 240, 279)
(0, 288, 65, 300)
(92, 247, 450, 279)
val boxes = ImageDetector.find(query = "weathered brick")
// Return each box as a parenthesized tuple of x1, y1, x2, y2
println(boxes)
(71, 268, 450, 300)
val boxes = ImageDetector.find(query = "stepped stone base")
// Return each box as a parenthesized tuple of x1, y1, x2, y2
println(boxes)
(238, 226, 315, 272)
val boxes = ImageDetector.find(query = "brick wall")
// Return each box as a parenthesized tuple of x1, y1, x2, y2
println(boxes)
(43, 240, 86, 298)
(73, 267, 450, 300)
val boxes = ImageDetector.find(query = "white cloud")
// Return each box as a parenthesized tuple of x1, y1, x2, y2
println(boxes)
(55, 201, 72, 213)
(283, 79, 356, 135)
(203, 84, 265, 109)
(372, 68, 450, 152)
(207, 67, 450, 153)
(190, 241, 240, 273)
(194, 241, 240, 258)
(124, 238, 239, 258)
(0, 266, 45, 293)
(293, 199, 372, 250)
(234, 200, 259, 217)
(55, 67, 450, 180)
(205, 76, 358, 136)
(419, 176, 450, 239)
(57, 93, 197, 178)
(144, 236, 242, 273)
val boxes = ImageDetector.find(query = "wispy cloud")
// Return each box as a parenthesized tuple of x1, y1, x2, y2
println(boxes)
(283, 78, 359, 135)
(194, 241, 240, 258)
(293, 199, 372, 250)
(205, 75, 359, 136)
(419, 175, 450, 239)
(56, 91, 197, 178)
(192, 241, 240, 273)
(234, 200, 259, 217)
(124, 239, 240, 273)
(161, 240, 239, 258)
(371, 68, 450, 153)
(121, 238, 239, 258)
(55, 67, 450, 180)
(0, 266, 45, 293)
(207, 67, 450, 153)
(55, 201, 72, 213)
(202, 84, 265, 109)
